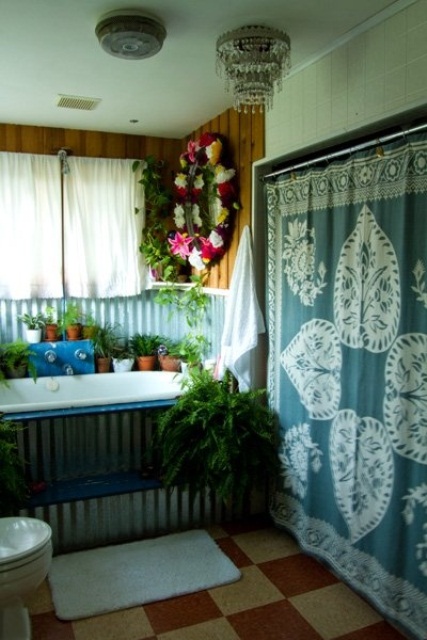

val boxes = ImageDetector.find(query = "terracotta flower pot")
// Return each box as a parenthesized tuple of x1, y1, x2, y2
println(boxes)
(158, 354, 181, 372)
(82, 325, 97, 339)
(45, 324, 59, 341)
(96, 356, 111, 373)
(136, 355, 157, 371)
(66, 324, 82, 341)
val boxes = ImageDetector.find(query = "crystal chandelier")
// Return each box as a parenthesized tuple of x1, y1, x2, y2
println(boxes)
(216, 25, 291, 113)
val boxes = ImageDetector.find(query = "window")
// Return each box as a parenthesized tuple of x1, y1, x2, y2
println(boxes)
(0, 153, 145, 299)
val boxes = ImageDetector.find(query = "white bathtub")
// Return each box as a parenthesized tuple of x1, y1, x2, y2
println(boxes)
(0, 371, 184, 416)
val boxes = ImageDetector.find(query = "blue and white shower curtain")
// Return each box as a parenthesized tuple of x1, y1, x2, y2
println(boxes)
(266, 132, 427, 639)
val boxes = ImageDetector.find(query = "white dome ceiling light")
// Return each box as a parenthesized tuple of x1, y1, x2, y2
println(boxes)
(95, 10, 167, 60)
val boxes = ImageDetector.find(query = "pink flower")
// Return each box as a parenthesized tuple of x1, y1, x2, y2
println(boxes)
(168, 232, 193, 259)
(187, 140, 199, 163)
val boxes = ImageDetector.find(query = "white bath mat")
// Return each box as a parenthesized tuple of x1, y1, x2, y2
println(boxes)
(48, 529, 240, 620)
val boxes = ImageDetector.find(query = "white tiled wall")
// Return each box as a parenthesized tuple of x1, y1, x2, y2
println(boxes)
(265, 0, 427, 160)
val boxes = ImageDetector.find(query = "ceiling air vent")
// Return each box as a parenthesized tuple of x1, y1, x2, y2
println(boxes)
(95, 10, 166, 60)
(56, 94, 101, 111)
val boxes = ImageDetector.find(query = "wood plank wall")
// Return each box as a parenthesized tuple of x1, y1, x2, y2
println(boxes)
(187, 109, 265, 288)
(0, 110, 264, 289)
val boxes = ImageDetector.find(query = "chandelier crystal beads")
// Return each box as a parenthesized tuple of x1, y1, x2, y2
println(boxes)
(216, 25, 291, 113)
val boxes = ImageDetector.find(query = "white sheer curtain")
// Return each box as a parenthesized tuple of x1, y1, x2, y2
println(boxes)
(0, 153, 62, 299)
(63, 156, 145, 297)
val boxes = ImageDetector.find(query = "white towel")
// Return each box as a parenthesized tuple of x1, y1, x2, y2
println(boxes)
(219, 226, 265, 391)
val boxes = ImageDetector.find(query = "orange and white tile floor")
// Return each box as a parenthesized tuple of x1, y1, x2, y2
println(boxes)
(27, 517, 410, 640)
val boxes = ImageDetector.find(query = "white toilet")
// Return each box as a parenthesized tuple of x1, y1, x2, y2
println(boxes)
(0, 517, 52, 640)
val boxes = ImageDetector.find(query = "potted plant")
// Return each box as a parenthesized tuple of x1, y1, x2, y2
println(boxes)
(18, 312, 45, 343)
(129, 333, 163, 371)
(59, 302, 83, 340)
(44, 305, 59, 341)
(172, 333, 209, 372)
(0, 414, 27, 516)
(157, 339, 182, 372)
(112, 341, 135, 373)
(0, 340, 37, 380)
(91, 323, 119, 373)
(82, 311, 97, 339)
(151, 369, 279, 510)
(154, 276, 210, 372)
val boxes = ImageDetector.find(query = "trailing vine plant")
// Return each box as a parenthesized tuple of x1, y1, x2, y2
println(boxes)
(133, 134, 239, 364)
(133, 155, 187, 283)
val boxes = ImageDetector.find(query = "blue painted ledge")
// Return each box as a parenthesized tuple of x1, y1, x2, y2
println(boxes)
(7, 398, 176, 421)
(28, 471, 163, 508)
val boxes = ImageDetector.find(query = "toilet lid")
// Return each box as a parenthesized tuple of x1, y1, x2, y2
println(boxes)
(0, 517, 52, 562)
(0, 539, 52, 572)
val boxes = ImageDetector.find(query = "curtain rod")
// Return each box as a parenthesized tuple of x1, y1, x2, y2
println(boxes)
(262, 121, 427, 182)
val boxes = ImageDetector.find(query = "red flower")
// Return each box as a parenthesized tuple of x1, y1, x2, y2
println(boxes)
(200, 237, 223, 261)
(171, 132, 238, 269)
(199, 132, 217, 148)
(218, 182, 235, 199)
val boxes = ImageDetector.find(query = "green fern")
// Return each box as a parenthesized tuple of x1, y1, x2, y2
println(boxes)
(153, 370, 279, 507)
(0, 415, 27, 516)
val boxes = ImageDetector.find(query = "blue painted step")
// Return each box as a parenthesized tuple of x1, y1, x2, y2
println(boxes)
(27, 470, 162, 507)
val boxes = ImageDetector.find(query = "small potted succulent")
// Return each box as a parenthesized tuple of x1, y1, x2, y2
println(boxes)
(18, 312, 45, 343)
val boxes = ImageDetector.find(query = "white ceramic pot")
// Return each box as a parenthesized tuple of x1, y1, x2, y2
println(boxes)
(112, 357, 134, 373)
(25, 329, 42, 343)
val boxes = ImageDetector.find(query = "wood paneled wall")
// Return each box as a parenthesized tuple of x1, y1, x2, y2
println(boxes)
(0, 110, 264, 288)
(187, 109, 265, 288)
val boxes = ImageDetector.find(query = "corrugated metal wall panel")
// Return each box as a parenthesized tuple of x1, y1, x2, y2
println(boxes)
(16, 401, 239, 554)
(22, 487, 231, 554)
(5, 291, 237, 554)
(18, 411, 150, 482)
(0, 290, 226, 360)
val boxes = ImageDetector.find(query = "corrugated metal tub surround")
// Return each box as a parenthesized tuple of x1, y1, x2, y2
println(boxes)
(15, 402, 233, 554)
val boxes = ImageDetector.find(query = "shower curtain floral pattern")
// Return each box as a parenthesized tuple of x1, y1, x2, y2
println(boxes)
(266, 133, 427, 639)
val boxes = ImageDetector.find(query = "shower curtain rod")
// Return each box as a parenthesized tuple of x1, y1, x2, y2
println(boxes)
(262, 121, 427, 182)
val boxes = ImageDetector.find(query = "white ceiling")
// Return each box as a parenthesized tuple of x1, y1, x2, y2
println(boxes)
(0, 0, 412, 139)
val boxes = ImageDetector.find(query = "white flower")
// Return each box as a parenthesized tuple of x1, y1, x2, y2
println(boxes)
(189, 248, 205, 271)
(175, 173, 187, 189)
(194, 174, 204, 190)
(215, 166, 235, 184)
(209, 229, 224, 248)
(174, 205, 185, 228)
(192, 204, 202, 227)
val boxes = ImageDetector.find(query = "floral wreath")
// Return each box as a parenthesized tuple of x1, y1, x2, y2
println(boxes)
(168, 132, 239, 270)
